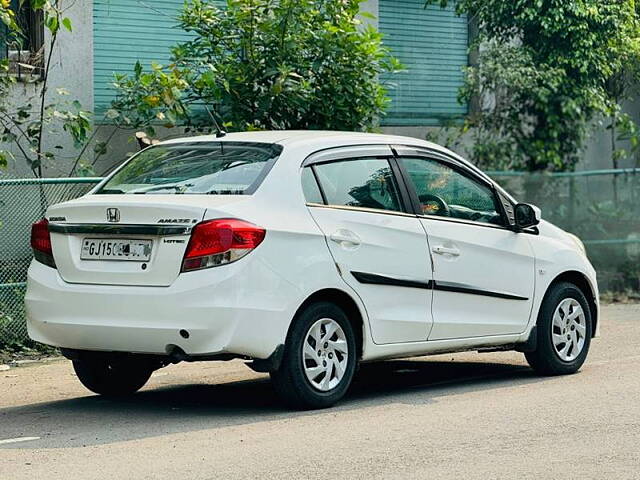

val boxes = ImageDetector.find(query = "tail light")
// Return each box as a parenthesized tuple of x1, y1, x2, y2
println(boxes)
(181, 219, 266, 272)
(31, 218, 56, 268)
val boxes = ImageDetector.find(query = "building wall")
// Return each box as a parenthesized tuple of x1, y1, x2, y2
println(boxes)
(1, 0, 93, 178)
(379, 0, 468, 126)
(381, 104, 640, 172)
(91, 0, 196, 174)
(3, 0, 636, 178)
(93, 0, 195, 116)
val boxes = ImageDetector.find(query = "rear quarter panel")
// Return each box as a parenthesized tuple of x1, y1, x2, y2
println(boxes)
(202, 153, 372, 357)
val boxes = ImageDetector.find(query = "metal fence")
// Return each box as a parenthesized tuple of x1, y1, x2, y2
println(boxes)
(0, 177, 101, 346)
(490, 169, 640, 293)
(0, 170, 638, 346)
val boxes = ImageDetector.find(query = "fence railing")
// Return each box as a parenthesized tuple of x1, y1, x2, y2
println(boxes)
(0, 177, 101, 345)
(489, 168, 640, 293)
(0, 170, 639, 346)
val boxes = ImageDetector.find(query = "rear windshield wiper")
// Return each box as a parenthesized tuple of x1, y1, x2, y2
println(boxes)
(99, 188, 126, 194)
(130, 183, 194, 194)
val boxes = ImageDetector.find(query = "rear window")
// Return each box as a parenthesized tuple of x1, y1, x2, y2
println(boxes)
(98, 142, 282, 195)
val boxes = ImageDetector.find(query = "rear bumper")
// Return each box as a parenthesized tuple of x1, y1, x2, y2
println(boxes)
(25, 258, 299, 359)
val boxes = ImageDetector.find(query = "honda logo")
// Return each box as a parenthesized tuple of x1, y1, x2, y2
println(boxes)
(106, 208, 120, 223)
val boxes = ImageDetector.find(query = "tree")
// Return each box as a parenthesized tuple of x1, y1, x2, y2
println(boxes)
(0, 0, 92, 176)
(109, 0, 402, 134)
(428, 0, 640, 172)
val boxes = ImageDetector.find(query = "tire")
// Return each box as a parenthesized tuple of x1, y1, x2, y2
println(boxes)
(270, 301, 357, 409)
(72, 357, 154, 396)
(525, 282, 592, 375)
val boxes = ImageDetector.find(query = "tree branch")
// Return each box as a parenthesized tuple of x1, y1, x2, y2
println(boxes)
(35, 6, 60, 178)
(0, 115, 34, 175)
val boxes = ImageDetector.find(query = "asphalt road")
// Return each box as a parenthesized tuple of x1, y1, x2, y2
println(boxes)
(1, 303, 639, 480)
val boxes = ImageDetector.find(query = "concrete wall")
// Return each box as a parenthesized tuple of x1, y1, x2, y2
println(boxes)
(1, 0, 93, 178)
(360, 0, 378, 29)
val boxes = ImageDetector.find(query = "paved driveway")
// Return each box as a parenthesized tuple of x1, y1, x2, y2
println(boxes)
(1, 304, 639, 479)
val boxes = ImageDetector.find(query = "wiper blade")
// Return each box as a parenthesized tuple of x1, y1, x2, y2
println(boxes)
(130, 183, 194, 194)
(99, 188, 126, 194)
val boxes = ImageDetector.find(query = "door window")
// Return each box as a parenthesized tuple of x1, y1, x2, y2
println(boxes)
(400, 157, 503, 225)
(301, 167, 324, 204)
(314, 158, 404, 213)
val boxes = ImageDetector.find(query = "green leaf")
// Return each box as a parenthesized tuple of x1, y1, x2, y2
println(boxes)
(93, 141, 108, 155)
(46, 15, 59, 34)
(62, 17, 72, 32)
(0, 150, 10, 168)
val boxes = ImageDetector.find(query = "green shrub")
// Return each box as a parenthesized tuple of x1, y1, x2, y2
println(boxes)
(109, 0, 402, 133)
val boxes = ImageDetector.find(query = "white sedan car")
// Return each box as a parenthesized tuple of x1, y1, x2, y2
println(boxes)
(26, 131, 598, 409)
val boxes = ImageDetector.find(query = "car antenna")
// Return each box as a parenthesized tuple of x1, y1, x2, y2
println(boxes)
(205, 107, 227, 138)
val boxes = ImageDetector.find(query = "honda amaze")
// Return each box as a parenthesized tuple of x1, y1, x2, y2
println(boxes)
(25, 131, 599, 409)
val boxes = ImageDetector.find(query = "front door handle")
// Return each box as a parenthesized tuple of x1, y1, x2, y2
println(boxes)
(330, 230, 361, 247)
(432, 245, 460, 256)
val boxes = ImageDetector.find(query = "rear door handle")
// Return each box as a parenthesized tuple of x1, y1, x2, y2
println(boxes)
(330, 230, 361, 247)
(432, 245, 460, 256)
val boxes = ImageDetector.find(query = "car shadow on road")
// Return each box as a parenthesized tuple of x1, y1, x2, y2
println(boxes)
(0, 358, 548, 448)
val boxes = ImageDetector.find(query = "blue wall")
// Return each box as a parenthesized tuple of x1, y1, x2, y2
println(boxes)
(93, 0, 193, 116)
(380, 0, 469, 126)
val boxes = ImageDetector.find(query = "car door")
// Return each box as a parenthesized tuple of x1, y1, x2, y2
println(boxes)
(395, 147, 535, 340)
(302, 146, 434, 345)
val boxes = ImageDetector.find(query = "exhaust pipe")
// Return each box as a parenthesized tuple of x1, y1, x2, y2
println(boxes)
(165, 344, 189, 364)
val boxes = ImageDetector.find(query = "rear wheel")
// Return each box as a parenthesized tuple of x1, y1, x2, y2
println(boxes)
(72, 358, 154, 396)
(525, 282, 592, 375)
(271, 302, 357, 409)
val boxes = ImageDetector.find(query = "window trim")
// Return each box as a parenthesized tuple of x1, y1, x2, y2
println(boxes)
(304, 203, 418, 219)
(393, 151, 511, 230)
(302, 145, 394, 167)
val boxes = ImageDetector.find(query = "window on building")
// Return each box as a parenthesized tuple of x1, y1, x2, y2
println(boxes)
(0, 0, 44, 77)
(379, 0, 469, 126)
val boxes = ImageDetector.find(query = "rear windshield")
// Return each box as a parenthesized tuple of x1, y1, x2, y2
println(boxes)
(97, 142, 282, 195)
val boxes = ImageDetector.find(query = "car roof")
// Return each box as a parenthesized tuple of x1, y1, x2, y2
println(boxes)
(159, 130, 437, 150)
(159, 130, 493, 185)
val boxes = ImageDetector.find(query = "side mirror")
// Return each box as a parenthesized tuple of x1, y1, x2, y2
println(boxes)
(514, 203, 541, 230)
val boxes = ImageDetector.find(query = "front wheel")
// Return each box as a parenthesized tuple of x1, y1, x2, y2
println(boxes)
(525, 282, 592, 375)
(271, 302, 357, 409)
(73, 357, 154, 396)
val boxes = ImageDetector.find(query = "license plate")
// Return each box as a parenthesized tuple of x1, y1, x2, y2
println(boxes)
(81, 238, 152, 262)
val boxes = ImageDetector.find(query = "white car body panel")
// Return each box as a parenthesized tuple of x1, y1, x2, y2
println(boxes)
(25, 131, 599, 365)
(308, 205, 434, 344)
(423, 218, 536, 340)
